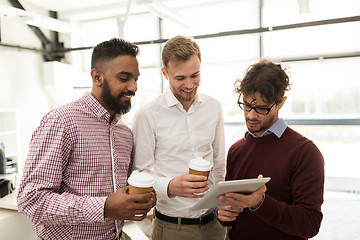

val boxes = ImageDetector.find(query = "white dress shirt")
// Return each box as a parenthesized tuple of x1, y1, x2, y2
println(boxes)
(132, 88, 225, 218)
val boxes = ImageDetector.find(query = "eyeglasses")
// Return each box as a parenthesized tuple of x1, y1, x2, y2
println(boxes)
(237, 100, 276, 115)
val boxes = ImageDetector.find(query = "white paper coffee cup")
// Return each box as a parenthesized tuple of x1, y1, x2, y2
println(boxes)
(128, 171, 154, 202)
(188, 157, 212, 178)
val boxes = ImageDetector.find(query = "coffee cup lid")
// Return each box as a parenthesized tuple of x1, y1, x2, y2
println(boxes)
(128, 170, 154, 188)
(188, 157, 212, 171)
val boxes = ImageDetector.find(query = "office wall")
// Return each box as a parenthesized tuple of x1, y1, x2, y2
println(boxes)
(0, 48, 51, 170)
(0, 1, 57, 169)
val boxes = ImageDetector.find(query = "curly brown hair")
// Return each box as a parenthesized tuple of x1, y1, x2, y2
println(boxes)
(235, 59, 291, 104)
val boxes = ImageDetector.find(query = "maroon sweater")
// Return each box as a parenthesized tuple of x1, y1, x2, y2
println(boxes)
(224, 127, 324, 240)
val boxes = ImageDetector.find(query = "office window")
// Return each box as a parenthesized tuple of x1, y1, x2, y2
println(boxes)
(262, 0, 360, 25)
(262, 22, 360, 58)
(283, 58, 360, 118)
(124, 13, 160, 42)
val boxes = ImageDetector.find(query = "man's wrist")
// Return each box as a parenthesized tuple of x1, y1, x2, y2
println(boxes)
(249, 194, 265, 212)
(167, 179, 176, 198)
(214, 207, 219, 219)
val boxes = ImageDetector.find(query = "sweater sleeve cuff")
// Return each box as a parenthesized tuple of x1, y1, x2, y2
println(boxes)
(249, 194, 266, 212)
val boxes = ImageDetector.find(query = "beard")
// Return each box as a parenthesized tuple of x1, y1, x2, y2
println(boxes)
(246, 114, 275, 136)
(101, 78, 135, 115)
(171, 85, 198, 103)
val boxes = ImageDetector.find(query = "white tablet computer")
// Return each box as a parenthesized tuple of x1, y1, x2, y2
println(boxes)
(191, 177, 271, 210)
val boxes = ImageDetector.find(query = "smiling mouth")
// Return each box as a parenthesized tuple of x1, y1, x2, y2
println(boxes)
(120, 91, 135, 99)
(182, 87, 196, 94)
(119, 94, 134, 104)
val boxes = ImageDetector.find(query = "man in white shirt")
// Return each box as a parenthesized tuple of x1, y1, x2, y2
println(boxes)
(132, 35, 226, 240)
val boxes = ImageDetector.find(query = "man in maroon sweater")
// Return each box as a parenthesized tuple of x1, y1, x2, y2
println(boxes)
(217, 59, 324, 240)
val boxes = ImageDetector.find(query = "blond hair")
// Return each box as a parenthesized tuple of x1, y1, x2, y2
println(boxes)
(161, 35, 201, 72)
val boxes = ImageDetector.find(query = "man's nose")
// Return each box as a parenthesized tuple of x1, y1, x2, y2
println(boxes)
(127, 78, 137, 92)
(183, 78, 194, 89)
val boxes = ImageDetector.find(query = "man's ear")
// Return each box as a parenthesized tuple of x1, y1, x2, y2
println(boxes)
(278, 96, 287, 109)
(161, 67, 169, 80)
(91, 69, 103, 87)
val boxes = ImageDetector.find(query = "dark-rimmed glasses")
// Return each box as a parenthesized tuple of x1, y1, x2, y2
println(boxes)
(237, 100, 276, 115)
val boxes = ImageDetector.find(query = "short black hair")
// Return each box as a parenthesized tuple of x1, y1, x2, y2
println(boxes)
(91, 38, 139, 69)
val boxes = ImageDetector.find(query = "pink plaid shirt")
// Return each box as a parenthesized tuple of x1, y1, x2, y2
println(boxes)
(17, 92, 133, 240)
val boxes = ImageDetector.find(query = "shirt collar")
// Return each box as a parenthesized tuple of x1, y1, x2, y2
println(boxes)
(246, 118, 287, 139)
(164, 87, 202, 112)
(165, 88, 179, 108)
(81, 91, 119, 124)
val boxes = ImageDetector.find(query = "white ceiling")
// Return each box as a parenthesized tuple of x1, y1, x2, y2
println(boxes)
(3, 0, 237, 35)
(21, 0, 230, 21)
(24, 0, 228, 11)
(23, 0, 132, 12)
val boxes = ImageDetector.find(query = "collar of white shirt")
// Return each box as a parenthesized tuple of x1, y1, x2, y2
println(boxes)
(164, 87, 203, 113)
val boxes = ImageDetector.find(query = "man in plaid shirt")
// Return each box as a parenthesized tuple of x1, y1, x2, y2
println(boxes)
(17, 38, 156, 240)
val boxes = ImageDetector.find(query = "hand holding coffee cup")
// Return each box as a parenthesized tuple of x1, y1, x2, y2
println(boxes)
(128, 170, 154, 203)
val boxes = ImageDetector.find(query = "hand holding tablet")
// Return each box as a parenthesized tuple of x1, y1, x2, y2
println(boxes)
(191, 177, 271, 210)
